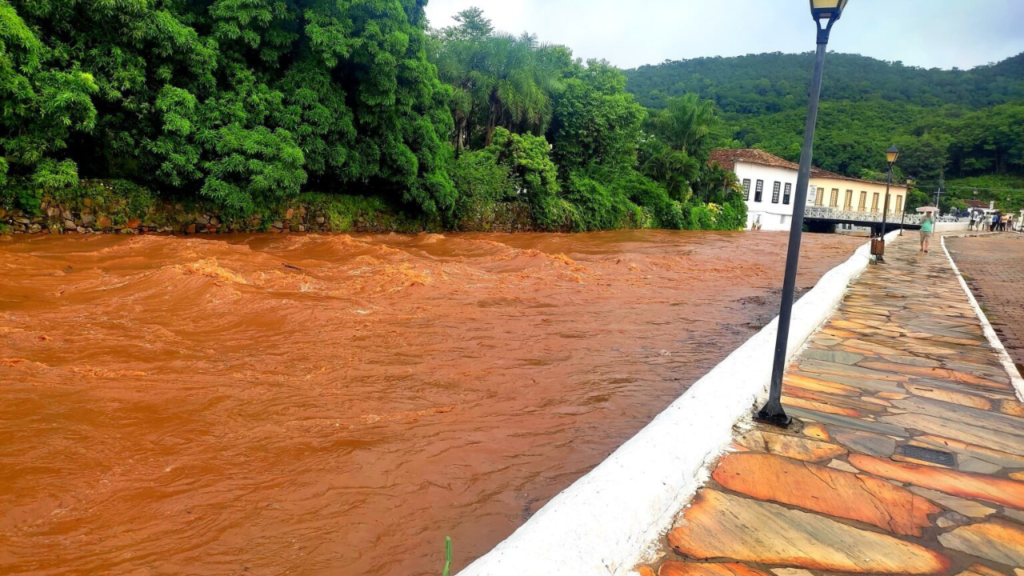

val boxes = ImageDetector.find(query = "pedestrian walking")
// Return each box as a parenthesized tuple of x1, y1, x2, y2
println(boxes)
(969, 212, 978, 231)
(992, 213, 1000, 232)
(920, 212, 934, 253)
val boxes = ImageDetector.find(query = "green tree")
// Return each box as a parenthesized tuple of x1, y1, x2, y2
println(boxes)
(434, 15, 565, 148)
(7, 0, 457, 215)
(639, 136, 699, 203)
(650, 93, 720, 158)
(0, 1, 97, 188)
(486, 127, 564, 228)
(698, 164, 742, 204)
(441, 6, 493, 41)
(548, 59, 646, 178)
(948, 104, 1024, 176)
(892, 132, 952, 182)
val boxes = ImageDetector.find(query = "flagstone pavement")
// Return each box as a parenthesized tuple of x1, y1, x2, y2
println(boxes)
(637, 236, 1024, 576)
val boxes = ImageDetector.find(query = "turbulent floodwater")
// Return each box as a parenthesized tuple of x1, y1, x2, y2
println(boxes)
(0, 230, 864, 576)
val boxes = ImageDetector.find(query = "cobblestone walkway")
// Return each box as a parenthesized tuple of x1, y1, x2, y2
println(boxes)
(946, 234, 1024, 377)
(638, 237, 1024, 576)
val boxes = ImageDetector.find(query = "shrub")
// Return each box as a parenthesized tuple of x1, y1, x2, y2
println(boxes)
(450, 148, 517, 223)
(561, 172, 641, 231)
(455, 128, 569, 229)
(612, 170, 684, 229)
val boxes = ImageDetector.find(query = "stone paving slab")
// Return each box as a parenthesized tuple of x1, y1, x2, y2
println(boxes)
(637, 237, 1024, 576)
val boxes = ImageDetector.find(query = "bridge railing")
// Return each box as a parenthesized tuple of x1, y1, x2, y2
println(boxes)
(803, 206, 963, 224)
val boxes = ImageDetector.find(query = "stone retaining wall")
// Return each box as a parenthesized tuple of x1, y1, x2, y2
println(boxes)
(0, 181, 541, 235)
(1, 200, 340, 235)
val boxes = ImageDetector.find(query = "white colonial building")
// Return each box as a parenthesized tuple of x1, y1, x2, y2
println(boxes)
(709, 149, 805, 231)
(710, 149, 909, 232)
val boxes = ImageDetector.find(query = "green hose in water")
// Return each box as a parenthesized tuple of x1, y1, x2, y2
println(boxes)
(442, 537, 452, 576)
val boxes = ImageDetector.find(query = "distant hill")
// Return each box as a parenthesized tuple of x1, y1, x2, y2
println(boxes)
(624, 52, 1024, 112)
(623, 52, 1024, 213)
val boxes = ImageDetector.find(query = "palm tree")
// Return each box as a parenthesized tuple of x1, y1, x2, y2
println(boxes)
(479, 33, 559, 145)
(436, 21, 561, 150)
(642, 93, 723, 204)
(701, 164, 741, 203)
(652, 93, 720, 158)
(434, 37, 476, 153)
(640, 137, 700, 203)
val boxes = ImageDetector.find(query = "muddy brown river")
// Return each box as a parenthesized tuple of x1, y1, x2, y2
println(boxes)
(0, 230, 864, 575)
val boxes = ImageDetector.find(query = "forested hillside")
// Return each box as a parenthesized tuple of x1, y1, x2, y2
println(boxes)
(627, 52, 1024, 112)
(626, 52, 1024, 213)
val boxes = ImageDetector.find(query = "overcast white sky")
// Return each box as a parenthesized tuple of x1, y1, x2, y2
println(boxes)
(425, 0, 1024, 71)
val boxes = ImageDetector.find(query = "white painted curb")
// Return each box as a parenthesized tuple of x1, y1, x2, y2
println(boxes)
(941, 234, 1024, 401)
(458, 230, 899, 576)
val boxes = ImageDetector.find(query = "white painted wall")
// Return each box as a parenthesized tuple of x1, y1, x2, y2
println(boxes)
(735, 162, 799, 231)
(457, 232, 898, 576)
(934, 221, 970, 233)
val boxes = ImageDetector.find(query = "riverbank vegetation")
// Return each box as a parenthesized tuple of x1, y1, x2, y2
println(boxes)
(0, 2, 745, 233)
(6, 3, 1021, 232)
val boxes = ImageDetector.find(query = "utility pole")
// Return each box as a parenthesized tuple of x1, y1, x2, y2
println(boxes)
(935, 176, 946, 214)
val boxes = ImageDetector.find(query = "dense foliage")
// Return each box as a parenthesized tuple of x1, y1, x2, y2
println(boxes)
(432, 8, 743, 230)
(626, 51, 1024, 214)
(1, 3, 745, 231)
(3, 0, 455, 217)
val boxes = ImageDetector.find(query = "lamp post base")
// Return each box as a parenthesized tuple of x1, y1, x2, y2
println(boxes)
(875, 255, 886, 264)
(754, 404, 793, 428)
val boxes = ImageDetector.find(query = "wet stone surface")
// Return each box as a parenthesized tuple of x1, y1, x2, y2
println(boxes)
(637, 237, 1024, 576)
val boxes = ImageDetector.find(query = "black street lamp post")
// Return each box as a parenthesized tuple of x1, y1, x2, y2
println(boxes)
(900, 178, 914, 236)
(755, 0, 849, 428)
(874, 145, 900, 264)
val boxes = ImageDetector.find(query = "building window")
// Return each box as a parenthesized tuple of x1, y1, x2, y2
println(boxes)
(771, 181, 781, 204)
(814, 187, 824, 206)
(754, 180, 764, 202)
(829, 188, 839, 208)
(843, 190, 853, 211)
(872, 192, 880, 212)
(858, 191, 867, 212)
(783, 183, 792, 205)
(896, 195, 903, 213)
(742, 179, 751, 201)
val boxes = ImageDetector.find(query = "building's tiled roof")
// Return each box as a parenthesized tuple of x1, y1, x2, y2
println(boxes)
(964, 199, 991, 209)
(709, 149, 906, 189)
(708, 149, 801, 173)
